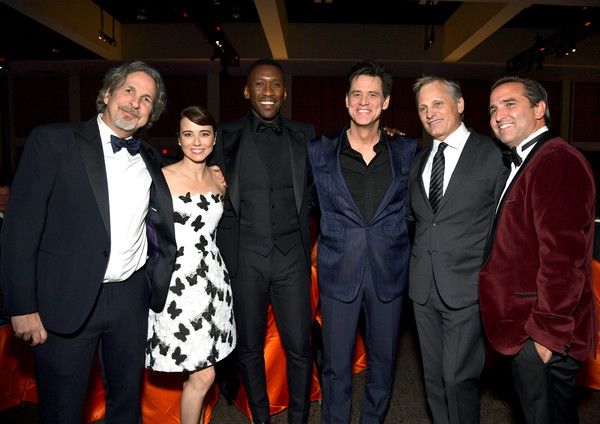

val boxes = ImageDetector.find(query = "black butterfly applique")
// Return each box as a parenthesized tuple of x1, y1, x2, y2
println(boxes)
(179, 193, 192, 203)
(191, 316, 203, 331)
(172, 346, 187, 365)
(210, 229, 217, 242)
(225, 290, 232, 306)
(174, 323, 190, 342)
(216, 287, 224, 302)
(174, 212, 190, 225)
(206, 279, 218, 298)
(174, 263, 181, 272)
(228, 333, 234, 345)
(148, 355, 156, 368)
(170, 277, 185, 296)
(197, 195, 210, 211)
(191, 215, 205, 232)
(176, 246, 185, 258)
(195, 235, 208, 254)
(195, 360, 209, 369)
(211, 193, 222, 203)
(146, 331, 160, 353)
(217, 255, 223, 267)
(202, 303, 217, 321)
(186, 273, 199, 286)
(197, 260, 208, 278)
(208, 323, 222, 341)
(158, 342, 169, 356)
(206, 345, 219, 364)
(167, 300, 182, 319)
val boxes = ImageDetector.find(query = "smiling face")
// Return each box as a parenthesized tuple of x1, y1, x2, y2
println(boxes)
(178, 117, 216, 164)
(417, 80, 464, 141)
(244, 64, 287, 123)
(345, 75, 390, 128)
(489, 82, 546, 149)
(101, 71, 157, 138)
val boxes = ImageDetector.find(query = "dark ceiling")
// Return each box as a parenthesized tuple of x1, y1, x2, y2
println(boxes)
(1, 1, 599, 72)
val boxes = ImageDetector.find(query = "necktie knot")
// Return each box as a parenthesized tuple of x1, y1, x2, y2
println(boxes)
(110, 134, 140, 156)
(437, 142, 448, 153)
(502, 147, 522, 168)
(256, 122, 283, 135)
(429, 142, 448, 214)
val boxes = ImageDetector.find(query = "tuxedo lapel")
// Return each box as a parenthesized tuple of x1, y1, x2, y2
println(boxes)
(483, 130, 555, 262)
(221, 124, 245, 216)
(287, 125, 305, 214)
(74, 119, 110, 236)
(415, 145, 433, 213)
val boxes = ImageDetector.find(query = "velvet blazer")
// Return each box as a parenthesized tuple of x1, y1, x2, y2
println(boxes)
(480, 133, 598, 361)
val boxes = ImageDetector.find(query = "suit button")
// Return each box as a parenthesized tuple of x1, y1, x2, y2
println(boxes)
(427, 250, 432, 255)
(432, 222, 437, 227)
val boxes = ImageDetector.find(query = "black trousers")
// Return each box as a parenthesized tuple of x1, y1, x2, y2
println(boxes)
(231, 243, 313, 424)
(32, 268, 149, 424)
(511, 338, 581, 424)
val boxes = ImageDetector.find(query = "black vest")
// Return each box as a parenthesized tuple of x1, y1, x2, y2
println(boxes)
(238, 128, 301, 256)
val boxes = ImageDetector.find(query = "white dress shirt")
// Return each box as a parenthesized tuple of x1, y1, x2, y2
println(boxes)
(97, 115, 151, 283)
(422, 122, 470, 197)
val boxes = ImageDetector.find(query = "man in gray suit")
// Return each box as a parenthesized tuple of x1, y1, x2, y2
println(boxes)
(406, 76, 505, 424)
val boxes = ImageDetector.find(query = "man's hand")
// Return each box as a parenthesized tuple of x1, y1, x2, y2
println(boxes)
(12, 312, 47, 346)
(383, 127, 406, 136)
(210, 165, 227, 188)
(533, 340, 552, 363)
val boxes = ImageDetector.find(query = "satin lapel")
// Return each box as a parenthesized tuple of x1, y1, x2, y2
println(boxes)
(322, 130, 363, 220)
(221, 125, 244, 216)
(437, 133, 477, 212)
(483, 130, 555, 263)
(74, 120, 110, 236)
(287, 126, 305, 214)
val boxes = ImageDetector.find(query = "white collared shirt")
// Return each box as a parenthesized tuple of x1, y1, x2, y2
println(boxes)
(97, 115, 151, 283)
(422, 122, 470, 197)
(497, 126, 549, 211)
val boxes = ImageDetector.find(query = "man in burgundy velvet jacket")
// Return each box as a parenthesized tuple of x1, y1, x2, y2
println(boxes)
(480, 76, 598, 424)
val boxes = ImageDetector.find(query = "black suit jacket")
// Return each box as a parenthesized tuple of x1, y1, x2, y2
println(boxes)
(407, 129, 505, 309)
(212, 113, 315, 276)
(0, 117, 176, 334)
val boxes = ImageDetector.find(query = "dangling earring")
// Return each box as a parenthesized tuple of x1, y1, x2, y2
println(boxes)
(213, 141, 216, 146)
(178, 142, 182, 146)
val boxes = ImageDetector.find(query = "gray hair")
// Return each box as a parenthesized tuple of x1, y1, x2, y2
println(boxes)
(413, 75, 464, 120)
(491, 75, 550, 126)
(95, 61, 167, 129)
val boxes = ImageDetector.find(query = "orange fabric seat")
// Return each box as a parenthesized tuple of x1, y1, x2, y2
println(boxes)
(576, 258, 600, 390)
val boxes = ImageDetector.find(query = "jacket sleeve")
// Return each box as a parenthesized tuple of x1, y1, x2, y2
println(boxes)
(1, 125, 60, 316)
(524, 148, 595, 354)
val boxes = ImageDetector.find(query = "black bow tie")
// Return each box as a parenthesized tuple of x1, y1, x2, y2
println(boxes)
(110, 134, 140, 155)
(256, 122, 283, 135)
(502, 147, 522, 168)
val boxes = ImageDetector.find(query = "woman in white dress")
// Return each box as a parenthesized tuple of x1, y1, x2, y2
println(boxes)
(146, 106, 236, 424)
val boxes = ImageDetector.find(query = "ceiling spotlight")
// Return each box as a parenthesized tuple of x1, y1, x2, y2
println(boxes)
(231, 7, 242, 19)
(136, 8, 147, 21)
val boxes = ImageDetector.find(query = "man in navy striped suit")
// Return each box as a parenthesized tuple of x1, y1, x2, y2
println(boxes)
(308, 60, 417, 424)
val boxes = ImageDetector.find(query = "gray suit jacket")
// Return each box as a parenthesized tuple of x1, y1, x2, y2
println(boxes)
(407, 129, 505, 309)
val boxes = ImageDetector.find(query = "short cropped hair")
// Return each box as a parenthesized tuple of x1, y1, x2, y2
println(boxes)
(491, 75, 551, 126)
(346, 60, 393, 99)
(413, 75, 464, 120)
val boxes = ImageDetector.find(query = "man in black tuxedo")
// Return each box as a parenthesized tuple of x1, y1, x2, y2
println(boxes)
(407, 76, 505, 424)
(0, 61, 176, 424)
(213, 59, 314, 424)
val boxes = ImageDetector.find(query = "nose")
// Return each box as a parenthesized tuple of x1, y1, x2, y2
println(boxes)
(263, 82, 274, 96)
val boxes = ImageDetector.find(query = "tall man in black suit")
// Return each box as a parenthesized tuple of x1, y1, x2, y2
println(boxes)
(407, 76, 505, 424)
(308, 60, 417, 424)
(0, 61, 176, 424)
(212, 59, 314, 424)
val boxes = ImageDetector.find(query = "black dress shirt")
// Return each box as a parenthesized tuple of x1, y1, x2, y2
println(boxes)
(340, 130, 392, 221)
